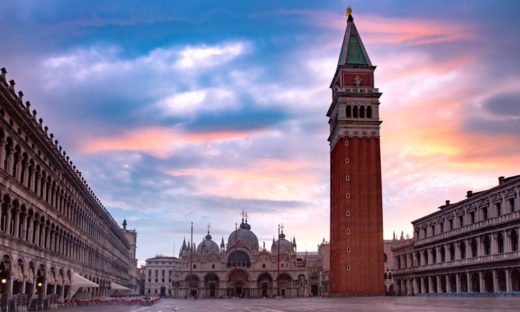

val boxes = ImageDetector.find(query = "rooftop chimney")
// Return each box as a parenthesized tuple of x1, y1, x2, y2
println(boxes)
(445, 200, 450, 206)
(467, 191, 473, 198)
(498, 176, 505, 185)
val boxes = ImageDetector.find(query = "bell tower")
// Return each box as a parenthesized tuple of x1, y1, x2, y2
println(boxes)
(327, 7, 384, 295)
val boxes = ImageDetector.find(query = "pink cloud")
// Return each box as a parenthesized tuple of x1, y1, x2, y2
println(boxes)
(167, 159, 321, 201)
(80, 127, 269, 158)
(288, 9, 474, 45)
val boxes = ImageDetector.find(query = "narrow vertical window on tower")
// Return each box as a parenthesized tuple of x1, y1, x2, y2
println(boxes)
(327, 6, 384, 295)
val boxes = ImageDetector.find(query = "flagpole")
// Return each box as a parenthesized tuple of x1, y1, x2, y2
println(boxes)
(189, 222, 193, 297)
(277, 224, 280, 296)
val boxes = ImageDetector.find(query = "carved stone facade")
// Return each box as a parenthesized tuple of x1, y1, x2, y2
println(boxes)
(144, 256, 177, 297)
(393, 175, 520, 295)
(171, 219, 329, 298)
(0, 67, 137, 303)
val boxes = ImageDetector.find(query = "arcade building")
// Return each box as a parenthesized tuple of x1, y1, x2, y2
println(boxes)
(0, 68, 138, 307)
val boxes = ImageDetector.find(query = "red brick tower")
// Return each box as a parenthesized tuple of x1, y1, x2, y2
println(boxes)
(327, 8, 384, 295)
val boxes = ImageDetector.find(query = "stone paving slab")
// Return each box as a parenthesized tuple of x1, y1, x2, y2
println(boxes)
(55, 297, 520, 312)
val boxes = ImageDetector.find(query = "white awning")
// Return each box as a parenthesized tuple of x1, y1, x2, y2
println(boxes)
(69, 273, 99, 299)
(71, 273, 99, 288)
(110, 281, 131, 291)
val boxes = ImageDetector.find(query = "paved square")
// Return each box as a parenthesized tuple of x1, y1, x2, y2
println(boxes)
(56, 297, 520, 312)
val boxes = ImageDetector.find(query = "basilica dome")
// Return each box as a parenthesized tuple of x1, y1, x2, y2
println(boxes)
(271, 232, 294, 254)
(197, 233, 220, 255)
(227, 221, 259, 252)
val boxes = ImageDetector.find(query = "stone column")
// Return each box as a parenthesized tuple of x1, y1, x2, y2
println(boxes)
(455, 273, 461, 293)
(0, 139, 4, 170)
(465, 239, 472, 259)
(7, 275, 14, 296)
(5, 204, 12, 235)
(477, 236, 484, 257)
(515, 188, 520, 211)
(466, 273, 471, 292)
(493, 270, 499, 292)
(436, 276, 441, 293)
(13, 208, 20, 238)
(504, 230, 511, 253)
(516, 229, 520, 252)
(420, 277, 426, 294)
(491, 233, 498, 254)
(506, 269, 512, 292)
(428, 276, 434, 294)
(479, 272, 485, 293)
(455, 242, 461, 260)
(59, 284, 65, 301)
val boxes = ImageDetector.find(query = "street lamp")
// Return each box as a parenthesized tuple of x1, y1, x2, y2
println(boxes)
(1, 278, 6, 284)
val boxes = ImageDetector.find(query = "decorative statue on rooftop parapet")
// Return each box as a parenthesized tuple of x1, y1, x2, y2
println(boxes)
(123, 219, 127, 230)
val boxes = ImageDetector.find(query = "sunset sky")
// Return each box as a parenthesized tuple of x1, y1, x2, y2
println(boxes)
(1, 0, 520, 265)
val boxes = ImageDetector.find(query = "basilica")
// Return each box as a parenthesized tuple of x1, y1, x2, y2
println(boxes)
(170, 217, 329, 298)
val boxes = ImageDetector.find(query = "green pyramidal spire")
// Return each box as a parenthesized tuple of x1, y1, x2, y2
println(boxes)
(337, 9, 371, 66)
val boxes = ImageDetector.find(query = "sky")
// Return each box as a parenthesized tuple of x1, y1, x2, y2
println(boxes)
(1, 0, 520, 266)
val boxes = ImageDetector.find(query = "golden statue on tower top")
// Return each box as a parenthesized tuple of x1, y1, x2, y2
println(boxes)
(346, 6, 352, 17)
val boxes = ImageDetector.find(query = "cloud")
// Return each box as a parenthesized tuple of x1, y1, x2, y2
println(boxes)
(175, 42, 247, 69)
(156, 87, 237, 117)
(482, 92, 520, 118)
(275, 9, 474, 45)
(167, 158, 320, 201)
(41, 41, 249, 85)
(79, 126, 271, 158)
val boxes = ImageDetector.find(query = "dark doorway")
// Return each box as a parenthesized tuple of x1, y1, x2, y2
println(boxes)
(460, 274, 468, 293)
(209, 283, 216, 298)
(262, 283, 268, 297)
(512, 270, 520, 291)
(471, 273, 480, 292)
(311, 284, 318, 296)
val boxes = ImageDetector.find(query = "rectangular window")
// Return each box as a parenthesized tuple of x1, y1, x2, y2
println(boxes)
(448, 219, 453, 231)
(470, 212, 475, 224)
(481, 208, 487, 221)
(510, 198, 516, 211)
(345, 193, 350, 199)
(459, 215, 464, 227)
(440, 223, 444, 233)
(496, 203, 501, 216)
